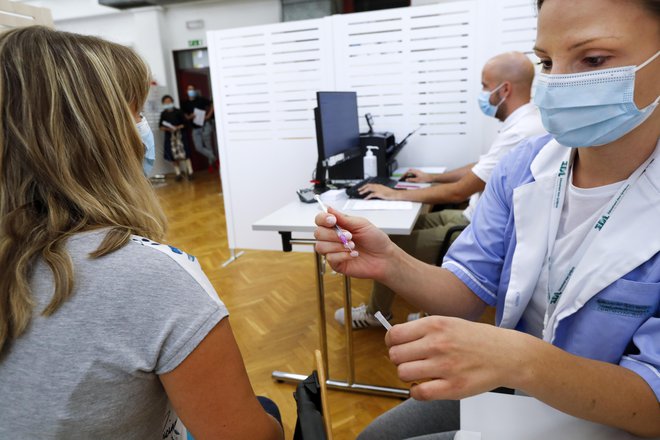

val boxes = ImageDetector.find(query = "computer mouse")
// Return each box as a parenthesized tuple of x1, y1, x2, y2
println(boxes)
(399, 172, 415, 182)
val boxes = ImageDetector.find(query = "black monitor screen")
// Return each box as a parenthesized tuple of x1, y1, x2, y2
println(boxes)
(316, 92, 360, 160)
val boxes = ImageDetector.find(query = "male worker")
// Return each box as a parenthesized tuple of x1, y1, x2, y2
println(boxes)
(336, 51, 547, 328)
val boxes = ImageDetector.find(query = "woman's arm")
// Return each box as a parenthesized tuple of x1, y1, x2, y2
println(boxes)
(315, 210, 486, 319)
(386, 317, 660, 438)
(159, 318, 283, 440)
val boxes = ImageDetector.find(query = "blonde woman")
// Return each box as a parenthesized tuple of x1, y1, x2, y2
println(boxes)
(0, 27, 283, 440)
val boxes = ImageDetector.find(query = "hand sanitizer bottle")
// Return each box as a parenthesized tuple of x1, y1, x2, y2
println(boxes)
(363, 146, 378, 179)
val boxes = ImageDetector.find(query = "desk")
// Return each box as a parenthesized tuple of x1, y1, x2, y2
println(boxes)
(458, 392, 656, 439)
(253, 198, 424, 398)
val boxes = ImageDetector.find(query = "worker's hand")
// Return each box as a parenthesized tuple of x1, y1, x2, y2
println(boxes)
(359, 183, 399, 200)
(385, 316, 525, 400)
(403, 169, 432, 183)
(314, 208, 398, 281)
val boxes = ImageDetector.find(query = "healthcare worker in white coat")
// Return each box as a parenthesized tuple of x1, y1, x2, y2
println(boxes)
(313, 0, 660, 438)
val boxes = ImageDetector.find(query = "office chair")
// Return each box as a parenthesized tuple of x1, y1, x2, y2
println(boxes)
(436, 225, 468, 266)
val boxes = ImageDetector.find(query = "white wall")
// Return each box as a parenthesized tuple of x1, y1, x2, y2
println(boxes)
(163, 0, 280, 51)
(55, 10, 134, 45)
(46, 0, 281, 91)
(160, 0, 281, 104)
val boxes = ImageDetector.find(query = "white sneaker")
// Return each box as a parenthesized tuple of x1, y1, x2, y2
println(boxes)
(334, 304, 391, 330)
(407, 312, 428, 322)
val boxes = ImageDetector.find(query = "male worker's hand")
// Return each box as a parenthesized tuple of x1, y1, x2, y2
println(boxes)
(359, 183, 399, 200)
(402, 168, 432, 183)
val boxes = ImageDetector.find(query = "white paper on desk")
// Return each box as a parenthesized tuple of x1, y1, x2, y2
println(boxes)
(193, 108, 206, 126)
(393, 166, 447, 176)
(395, 182, 431, 190)
(343, 200, 413, 211)
(460, 392, 653, 440)
(320, 189, 347, 202)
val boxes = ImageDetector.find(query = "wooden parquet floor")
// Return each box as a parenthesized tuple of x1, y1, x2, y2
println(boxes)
(154, 172, 494, 439)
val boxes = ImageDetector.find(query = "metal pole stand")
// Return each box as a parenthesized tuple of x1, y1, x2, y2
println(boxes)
(221, 248, 245, 268)
(271, 233, 409, 399)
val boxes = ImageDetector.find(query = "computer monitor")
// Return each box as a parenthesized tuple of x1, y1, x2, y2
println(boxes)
(315, 91, 361, 164)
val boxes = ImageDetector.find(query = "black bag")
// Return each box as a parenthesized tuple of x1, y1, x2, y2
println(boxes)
(293, 371, 327, 440)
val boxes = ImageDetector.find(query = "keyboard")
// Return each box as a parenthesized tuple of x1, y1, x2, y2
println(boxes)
(346, 176, 399, 199)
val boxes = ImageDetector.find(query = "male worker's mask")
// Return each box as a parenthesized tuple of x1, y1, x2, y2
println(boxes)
(478, 83, 506, 117)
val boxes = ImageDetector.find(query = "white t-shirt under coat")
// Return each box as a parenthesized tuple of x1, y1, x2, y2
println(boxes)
(522, 175, 624, 338)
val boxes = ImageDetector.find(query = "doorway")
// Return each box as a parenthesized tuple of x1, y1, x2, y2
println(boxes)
(173, 48, 216, 173)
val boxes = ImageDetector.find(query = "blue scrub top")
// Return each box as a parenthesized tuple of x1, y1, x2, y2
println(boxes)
(443, 134, 660, 400)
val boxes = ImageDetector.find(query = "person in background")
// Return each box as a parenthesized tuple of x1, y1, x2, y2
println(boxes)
(0, 26, 283, 440)
(315, 0, 660, 438)
(336, 51, 546, 329)
(160, 94, 194, 181)
(183, 85, 218, 174)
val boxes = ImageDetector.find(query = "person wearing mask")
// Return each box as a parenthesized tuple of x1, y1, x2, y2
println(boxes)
(183, 85, 218, 173)
(315, 0, 660, 438)
(336, 51, 546, 329)
(160, 95, 194, 181)
(0, 27, 283, 440)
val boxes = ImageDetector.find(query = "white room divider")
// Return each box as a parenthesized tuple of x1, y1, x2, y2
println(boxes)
(495, 0, 538, 56)
(208, 0, 540, 252)
(0, 0, 52, 29)
(333, 1, 480, 168)
(208, 17, 334, 252)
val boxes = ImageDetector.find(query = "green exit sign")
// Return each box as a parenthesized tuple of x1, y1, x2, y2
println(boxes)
(188, 39, 204, 48)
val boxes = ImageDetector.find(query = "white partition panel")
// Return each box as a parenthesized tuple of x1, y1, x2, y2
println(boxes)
(333, 2, 480, 169)
(496, 0, 538, 56)
(470, 0, 540, 154)
(208, 18, 334, 251)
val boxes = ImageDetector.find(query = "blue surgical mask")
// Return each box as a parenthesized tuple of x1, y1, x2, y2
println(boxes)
(187, 90, 197, 99)
(533, 50, 660, 147)
(163, 103, 174, 110)
(478, 83, 506, 117)
(136, 116, 155, 175)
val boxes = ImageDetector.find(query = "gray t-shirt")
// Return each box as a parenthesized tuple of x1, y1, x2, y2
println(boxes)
(0, 230, 228, 439)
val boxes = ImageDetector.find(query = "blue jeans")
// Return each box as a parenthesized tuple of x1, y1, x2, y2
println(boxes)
(186, 396, 282, 440)
(358, 398, 459, 440)
(191, 124, 216, 165)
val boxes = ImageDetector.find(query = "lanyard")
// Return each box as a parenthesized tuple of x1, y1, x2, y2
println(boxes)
(544, 149, 657, 319)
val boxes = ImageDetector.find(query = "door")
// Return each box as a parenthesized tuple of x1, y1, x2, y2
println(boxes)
(173, 48, 216, 172)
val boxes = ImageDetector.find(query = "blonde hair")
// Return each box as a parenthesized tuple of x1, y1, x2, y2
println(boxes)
(0, 26, 167, 353)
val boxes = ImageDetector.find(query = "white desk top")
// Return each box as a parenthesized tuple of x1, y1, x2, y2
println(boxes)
(252, 199, 423, 235)
(459, 392, 655, 440)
